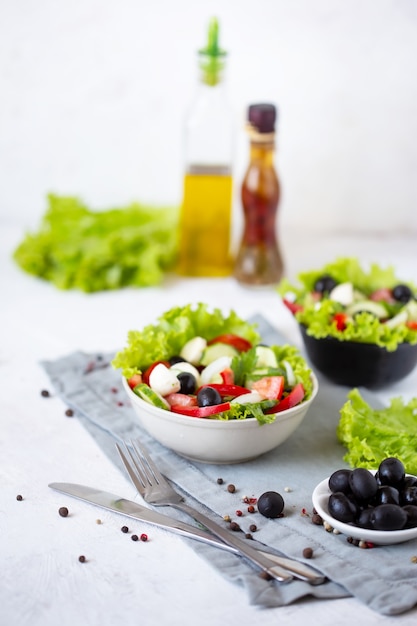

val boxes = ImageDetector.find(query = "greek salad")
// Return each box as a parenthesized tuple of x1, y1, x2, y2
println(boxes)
(278, 257, 417, 351)
(112, 303, 313, 423)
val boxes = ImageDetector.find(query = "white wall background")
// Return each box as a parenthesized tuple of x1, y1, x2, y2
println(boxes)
(1, 0, 417, 236)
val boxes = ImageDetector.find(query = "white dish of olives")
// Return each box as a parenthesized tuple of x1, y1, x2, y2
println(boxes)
(312, 459, 417, 545)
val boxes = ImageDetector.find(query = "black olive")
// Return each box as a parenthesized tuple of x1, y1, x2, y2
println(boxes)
(313, 275, 338, 294)
(257, 491, 285, 518)
(371, 504, 407, 531)
(373, 485, 400, 506)
(403, 505, 417, 529)
(377, 457, 405, 488)
(400, 486, 417, 507)
(197, 386, 222, 407)
(329, 469, 352, 494)
(177, 372, 197, 394)
(328, 492, 358, 523)
(349, 468, 378, 502)
(392, 284, 413, 303)
(403, 475, 417, 490)
(169, 355, 186, 365)
(357, 508, 374, 529)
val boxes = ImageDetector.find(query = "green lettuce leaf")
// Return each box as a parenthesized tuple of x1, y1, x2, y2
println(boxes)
(13, 194, 179, 292)
(337, 388, 417, 474)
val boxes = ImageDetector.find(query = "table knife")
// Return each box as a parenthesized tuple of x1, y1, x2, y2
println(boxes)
(49, 482, 325, 585)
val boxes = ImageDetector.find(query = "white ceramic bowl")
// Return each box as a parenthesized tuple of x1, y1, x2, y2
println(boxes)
(312, 474, 417, 545)
(122, 374, 319, 464)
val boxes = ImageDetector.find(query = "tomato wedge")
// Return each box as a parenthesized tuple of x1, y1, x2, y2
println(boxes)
(251, 376, 284, 400)
(127, 373, 143, 389)
(171, 401, 231, 417)
(275, 383, 305, 412)
(406, 320, 417, 330)
(165, 393, 197, 408)
(196, 383, 248, 398)
(142, 360, 170, 385)
(207, 334, 252, 352)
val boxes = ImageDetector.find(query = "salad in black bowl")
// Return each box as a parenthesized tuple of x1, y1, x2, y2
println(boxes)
(278, 257, 417, 388)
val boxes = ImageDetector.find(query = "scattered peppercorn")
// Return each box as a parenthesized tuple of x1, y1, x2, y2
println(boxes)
(78, 555, 86, 563)
(121, 526, 129, 533)
(249, 524, 257, 533)
(111, 387, 118, 394)
(229, 522, 241, 532)
(65, 408, 74, 417)
(411, 556, 417, 563)
(217, 478, 224, 485)
(131, 534, 139, 541)
(284, 487, 292, 493)
(245, 533, 253, 540)
(236, 510, 243, 517)
(227, 484, 236, 493)
(312, 513, 323, 526)
(16, 495, 23, 501)
(117, 401, 124, 407)
(247, 505, 255, 513)
(41, 389, 50, 397)
(140, 533, 148, 542)
(59, 507, 69, 517)
(223, 514, 231, 522)
(96, 519, 102, 525)
(303, 547, 314, 559)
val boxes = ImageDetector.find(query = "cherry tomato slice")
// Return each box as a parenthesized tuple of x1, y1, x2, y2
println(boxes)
(333, 312, 349, 331)
(127, 373, 143, 390)
(275, 383, 305, 412)
(207, 334, 252, 352)
(142, 360, 170, 386)
(406, 321, 417, 330)
(171, 401, 231, 418)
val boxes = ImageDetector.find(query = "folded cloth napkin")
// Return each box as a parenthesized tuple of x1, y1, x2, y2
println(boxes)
(41, 315, 417, 615)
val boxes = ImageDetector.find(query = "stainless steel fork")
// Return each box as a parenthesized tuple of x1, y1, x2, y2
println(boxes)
(116, 439, 326, 585)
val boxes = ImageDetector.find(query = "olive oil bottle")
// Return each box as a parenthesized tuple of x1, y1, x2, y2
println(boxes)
(177, 18, 234, 277)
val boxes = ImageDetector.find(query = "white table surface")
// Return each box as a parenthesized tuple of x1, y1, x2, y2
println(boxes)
(2, 222, 417, 626)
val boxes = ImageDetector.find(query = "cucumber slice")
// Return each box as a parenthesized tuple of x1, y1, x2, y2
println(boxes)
(133, 383, 170, 410)
(254, 346, 278, 368)
(346, 300, 387, 319)
(200, 343, 238, 366)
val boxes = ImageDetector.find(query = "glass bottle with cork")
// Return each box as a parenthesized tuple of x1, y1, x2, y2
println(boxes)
(234, 103, 284, 286)
(177, 18, 234, 277)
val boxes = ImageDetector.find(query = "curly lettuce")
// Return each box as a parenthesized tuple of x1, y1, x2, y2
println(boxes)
(13, 194, 179, 292)
(112, 303, 261, 377)
(337, 388, 417, 474)
(278, 257, 417, 351)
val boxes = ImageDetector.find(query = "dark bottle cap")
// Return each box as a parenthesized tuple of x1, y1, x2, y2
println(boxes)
(248, 103, 277, 133)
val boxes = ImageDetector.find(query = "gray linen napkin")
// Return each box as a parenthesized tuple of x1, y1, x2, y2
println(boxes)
(41, 315, 417, 615)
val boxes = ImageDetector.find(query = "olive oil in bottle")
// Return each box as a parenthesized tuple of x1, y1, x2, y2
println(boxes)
(177, 18, 234, 277)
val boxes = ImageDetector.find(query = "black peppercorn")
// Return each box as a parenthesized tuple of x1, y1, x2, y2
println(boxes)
(227, 484, 236, 493)
(121, 526, 129, 533)
(16, 495, 23, 501)
(59, 507, 69, 517)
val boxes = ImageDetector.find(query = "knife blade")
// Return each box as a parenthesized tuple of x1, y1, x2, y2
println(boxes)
(49, 482, 325, 584)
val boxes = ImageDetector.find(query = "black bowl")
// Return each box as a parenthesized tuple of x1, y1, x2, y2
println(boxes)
(299, 324, 417, 388)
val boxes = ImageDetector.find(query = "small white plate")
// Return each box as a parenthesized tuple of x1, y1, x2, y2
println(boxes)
(312, 476, 417, 545)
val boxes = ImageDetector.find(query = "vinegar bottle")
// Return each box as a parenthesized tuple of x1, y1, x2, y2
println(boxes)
(177, 18, 234, 277)
(234, 103, 284, 286)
